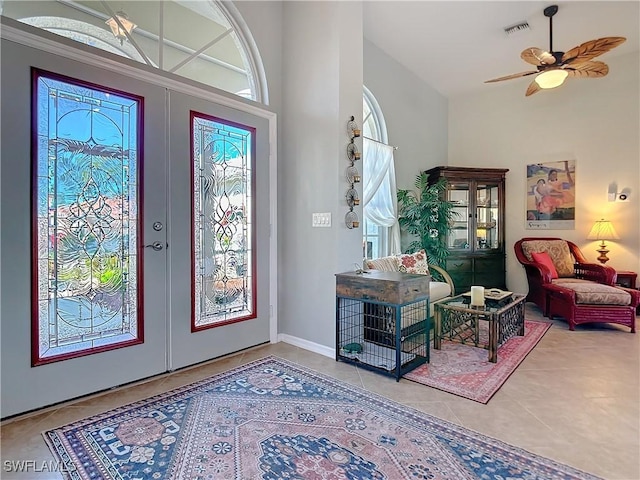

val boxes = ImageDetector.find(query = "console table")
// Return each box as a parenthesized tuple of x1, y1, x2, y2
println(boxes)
(335, 270, 430, 381)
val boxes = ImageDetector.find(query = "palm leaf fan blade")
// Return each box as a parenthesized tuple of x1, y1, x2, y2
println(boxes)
(565, 61, 609, 78)
(521, 47, 556, 65)
(485, 70, 538, 83)
(525, 80, 542, 97)
(562, 37, 626, 64)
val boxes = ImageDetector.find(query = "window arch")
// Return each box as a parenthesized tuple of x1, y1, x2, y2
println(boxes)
(363, 86, 387, 144)
(20, 16, 148, 63)
(5, 1, 268, 103)
(362, 86, 392, 259)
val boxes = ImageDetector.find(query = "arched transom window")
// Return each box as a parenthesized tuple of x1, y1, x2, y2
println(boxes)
(2, 0, 267, 102)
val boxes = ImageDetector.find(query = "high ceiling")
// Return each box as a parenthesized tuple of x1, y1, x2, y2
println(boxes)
(363, 1, 640, 98)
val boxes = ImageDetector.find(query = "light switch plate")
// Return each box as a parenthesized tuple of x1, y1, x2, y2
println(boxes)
(312, 212, 332, 227)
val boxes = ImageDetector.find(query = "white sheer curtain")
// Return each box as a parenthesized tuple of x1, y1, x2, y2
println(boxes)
(363, 138, 401, 255)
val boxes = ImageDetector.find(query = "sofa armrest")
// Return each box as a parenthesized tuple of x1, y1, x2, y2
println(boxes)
(544, 283, 577, 301)
(428, 264, 455, 296)
(617, 287, 640, 308)
(523, 262, 555, 284)
(574, 262, 616, 286)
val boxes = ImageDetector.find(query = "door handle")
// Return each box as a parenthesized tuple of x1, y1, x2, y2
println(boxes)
(144, 241, 165, 251)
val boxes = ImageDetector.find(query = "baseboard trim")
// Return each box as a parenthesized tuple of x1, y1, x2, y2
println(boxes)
(278, 334, 335, 359)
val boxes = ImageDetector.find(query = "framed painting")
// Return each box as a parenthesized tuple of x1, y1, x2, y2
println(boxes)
(525, 160, 576, 230)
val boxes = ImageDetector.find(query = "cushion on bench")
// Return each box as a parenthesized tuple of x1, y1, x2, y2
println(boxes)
(553, 280, 632, 305)
(550, 278, 593, 284)
(429, 281, 451, 301)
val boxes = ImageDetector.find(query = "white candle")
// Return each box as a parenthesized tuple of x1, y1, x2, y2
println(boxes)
(470, 286, 485, 306)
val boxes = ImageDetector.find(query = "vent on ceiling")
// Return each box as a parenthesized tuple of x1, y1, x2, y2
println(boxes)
(504, 21, 530, 36)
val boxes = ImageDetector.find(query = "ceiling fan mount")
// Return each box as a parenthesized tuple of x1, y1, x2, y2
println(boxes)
(543, 5, 558, 18)
(540, 5, 563, 66)
(485, 4, 626, 96)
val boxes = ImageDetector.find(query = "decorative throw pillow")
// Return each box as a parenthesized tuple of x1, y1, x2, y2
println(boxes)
(531, 251, 559, 279)
(364, 256, 398, 272)
(396, 250, 430, 275)
(521, 240, 574, 277)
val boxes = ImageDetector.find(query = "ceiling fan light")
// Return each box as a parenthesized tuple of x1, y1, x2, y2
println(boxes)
(535, 69, 568, 89)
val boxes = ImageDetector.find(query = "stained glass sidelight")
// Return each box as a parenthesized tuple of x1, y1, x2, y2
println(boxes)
(32, 69, 143, 365)
(192, 112, 255, 330)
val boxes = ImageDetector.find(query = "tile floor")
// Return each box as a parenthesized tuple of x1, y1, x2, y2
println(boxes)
(1, 305, 638, 480)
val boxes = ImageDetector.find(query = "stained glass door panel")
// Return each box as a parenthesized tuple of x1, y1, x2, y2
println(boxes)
(32, 69, 143, 365)
(192, 113, 255, 329)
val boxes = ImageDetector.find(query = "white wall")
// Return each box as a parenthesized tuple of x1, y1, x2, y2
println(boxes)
(232, 1, 283, 110)
(277, 1, 363, 349)
(364, 39, 448, 193)
(240, 3, 449, 350)
(448, 52, 640, 294)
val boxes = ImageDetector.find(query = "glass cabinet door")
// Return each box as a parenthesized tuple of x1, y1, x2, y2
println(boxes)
(447, 182, 470, 250)
(475, 182, 500, 250)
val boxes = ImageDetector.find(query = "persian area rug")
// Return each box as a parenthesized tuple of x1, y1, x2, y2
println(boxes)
(43, 354, 599, 480)
(404, 320, 551, 404)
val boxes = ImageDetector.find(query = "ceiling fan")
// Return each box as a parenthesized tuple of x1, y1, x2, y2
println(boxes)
(485, 5, 626, 96)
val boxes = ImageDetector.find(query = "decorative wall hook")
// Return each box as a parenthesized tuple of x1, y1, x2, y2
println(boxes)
(347, 116, 361, 138)
(345, 115, 361, 229)
(345, 210, 360, 229)
(347, 142, 360, 161)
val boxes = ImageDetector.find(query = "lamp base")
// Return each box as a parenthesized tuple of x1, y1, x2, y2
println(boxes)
(595, 241, 610, 264)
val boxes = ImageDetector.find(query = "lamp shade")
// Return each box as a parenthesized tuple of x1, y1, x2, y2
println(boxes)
(586, 219, 620, 240)
(534, 69, 568, 89)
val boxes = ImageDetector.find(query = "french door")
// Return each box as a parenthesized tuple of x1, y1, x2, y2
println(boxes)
(0, 39, 271, 418)
(166, 91, 270, 370)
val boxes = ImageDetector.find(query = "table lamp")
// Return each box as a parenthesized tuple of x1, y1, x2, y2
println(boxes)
(586, 219, 619, 264)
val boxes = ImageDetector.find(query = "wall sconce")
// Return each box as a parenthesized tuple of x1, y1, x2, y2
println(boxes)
(586, 219, 620, 264)
(106, 11, 137, 45)
(608, 182, 631, 202)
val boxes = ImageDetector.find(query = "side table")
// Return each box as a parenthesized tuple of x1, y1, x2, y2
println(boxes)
(616, 271, 639, 315)
(433, 293, 526, 363)
(615, 271, 638, 289)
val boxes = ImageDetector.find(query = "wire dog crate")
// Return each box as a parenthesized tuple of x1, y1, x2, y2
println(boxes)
(335, 271, 430, 381)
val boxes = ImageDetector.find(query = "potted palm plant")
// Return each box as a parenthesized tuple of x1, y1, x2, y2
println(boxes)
(397, 172, 458, 267)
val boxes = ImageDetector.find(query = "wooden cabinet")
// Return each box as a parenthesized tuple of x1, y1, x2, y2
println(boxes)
(425, 166, 509, 292)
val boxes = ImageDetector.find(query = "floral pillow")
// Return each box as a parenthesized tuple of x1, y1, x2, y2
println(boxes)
(396, 250, 430, 275)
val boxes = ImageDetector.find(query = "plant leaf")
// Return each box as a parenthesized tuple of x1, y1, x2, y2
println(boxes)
(397, 175, 455, 267)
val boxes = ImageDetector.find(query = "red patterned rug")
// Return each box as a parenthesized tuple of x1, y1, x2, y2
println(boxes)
(404, 320, 551, 403)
